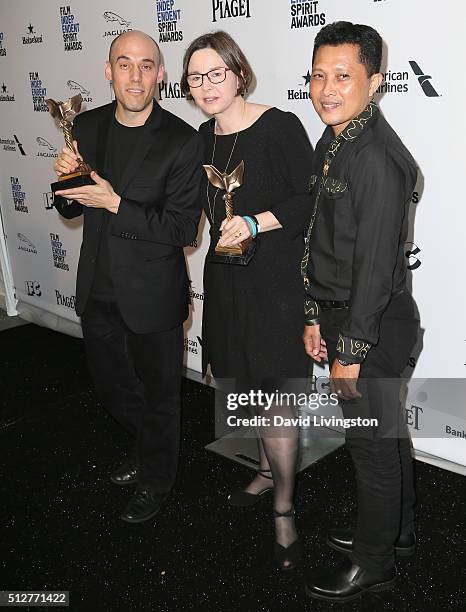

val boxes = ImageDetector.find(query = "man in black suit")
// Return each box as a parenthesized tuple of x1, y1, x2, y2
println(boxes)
(53, 30, 203, 523)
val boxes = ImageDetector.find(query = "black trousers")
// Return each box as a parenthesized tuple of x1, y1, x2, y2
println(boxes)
(81, 299, 184, 493)
(320, 290, 419, 571)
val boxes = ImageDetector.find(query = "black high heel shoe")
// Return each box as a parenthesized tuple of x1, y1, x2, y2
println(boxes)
(227, 469, 274, 507)
(273, 507, 302, 571)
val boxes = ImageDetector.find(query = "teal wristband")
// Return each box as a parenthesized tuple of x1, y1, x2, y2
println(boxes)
(243, 215, 257, 238)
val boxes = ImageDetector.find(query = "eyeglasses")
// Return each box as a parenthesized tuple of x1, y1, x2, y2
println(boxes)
(187, 67, 231, 88)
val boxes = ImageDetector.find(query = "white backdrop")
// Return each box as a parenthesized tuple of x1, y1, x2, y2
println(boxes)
(0, 0, 464, 469)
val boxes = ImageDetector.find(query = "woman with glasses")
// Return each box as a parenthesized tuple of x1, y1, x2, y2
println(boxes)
(181, 31, 314, 570)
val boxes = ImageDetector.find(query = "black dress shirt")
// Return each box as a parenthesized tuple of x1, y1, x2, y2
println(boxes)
(302, 102, 417, 363)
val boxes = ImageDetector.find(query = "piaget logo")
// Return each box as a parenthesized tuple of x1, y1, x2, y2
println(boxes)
(158, 80, 185, 99)
(289, 0, 326, 29)
(55, 289, 75, 309)
(211, 0, 251, 22)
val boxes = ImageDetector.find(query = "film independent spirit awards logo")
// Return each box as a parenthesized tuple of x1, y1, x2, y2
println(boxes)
(156, 1, 184, 43)
(30, 72, 48, 112)
(289, 0, 326, 29)
(59, 5, 83, 51)
(50, 233, 70, 271)
(10, 177, 28, 213)
(0, 31, 7, 56)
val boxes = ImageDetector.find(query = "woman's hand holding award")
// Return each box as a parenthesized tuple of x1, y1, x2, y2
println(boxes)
(203, 160, 256, 265)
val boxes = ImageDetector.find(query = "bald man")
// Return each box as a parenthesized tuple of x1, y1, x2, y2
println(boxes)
(53, 31, 203, 523)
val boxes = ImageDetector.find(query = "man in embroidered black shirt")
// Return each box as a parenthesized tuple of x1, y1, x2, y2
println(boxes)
(302, 22, 419, 602)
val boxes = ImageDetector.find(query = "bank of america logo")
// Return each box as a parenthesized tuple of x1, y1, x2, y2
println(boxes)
(408, 61, 439, 97)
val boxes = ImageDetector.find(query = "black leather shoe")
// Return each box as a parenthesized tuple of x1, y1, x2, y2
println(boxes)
(110, 461, 138, 486)
(327, 528, 416, 557)
(305, 557, 397, 602)
(119, 488, 166, 523)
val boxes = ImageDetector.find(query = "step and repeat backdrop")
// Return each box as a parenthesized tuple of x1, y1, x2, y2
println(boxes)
(0, 0, 464, 468)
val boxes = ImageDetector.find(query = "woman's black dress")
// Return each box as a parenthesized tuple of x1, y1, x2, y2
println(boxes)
(199, 108, 314, 381)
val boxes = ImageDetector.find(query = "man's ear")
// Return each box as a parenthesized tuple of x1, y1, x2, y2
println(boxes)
(369, 72, 383, 98)
(157, 64, 165, 84)
(105, 61, 113, 82)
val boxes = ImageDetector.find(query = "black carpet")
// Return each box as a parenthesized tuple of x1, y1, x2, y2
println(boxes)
(1, 323, 465, 611)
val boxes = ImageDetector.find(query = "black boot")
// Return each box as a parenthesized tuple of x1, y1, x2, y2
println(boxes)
(110, 460, 138, 486)
(305, 557, 397, 602)
(327, 528, 416, 557)
(119, 488, 166, 523)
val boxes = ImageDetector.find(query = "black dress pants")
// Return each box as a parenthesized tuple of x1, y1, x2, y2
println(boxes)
(319, 290, 419, 571)
(81, 299, 184, 494)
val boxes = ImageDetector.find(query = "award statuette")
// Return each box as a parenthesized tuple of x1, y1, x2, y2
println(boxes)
(203, 160, 256, 265)
(46, 93, 95, 193)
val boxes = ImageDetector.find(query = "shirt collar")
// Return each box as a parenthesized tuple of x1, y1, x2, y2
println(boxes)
(337, 100, 379, 143)
(321, 101, 379, 172)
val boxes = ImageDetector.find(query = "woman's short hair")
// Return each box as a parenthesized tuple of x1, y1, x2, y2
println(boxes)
(181, 31, 253, 99)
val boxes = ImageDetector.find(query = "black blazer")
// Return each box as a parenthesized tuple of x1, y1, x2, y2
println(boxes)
(54, 100, 204, 334)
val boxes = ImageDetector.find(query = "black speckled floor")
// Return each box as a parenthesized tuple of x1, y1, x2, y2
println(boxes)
(1, 323, 465, 612)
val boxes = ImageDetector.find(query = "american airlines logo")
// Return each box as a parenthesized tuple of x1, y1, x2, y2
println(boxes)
(408, 61, 440, 97)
